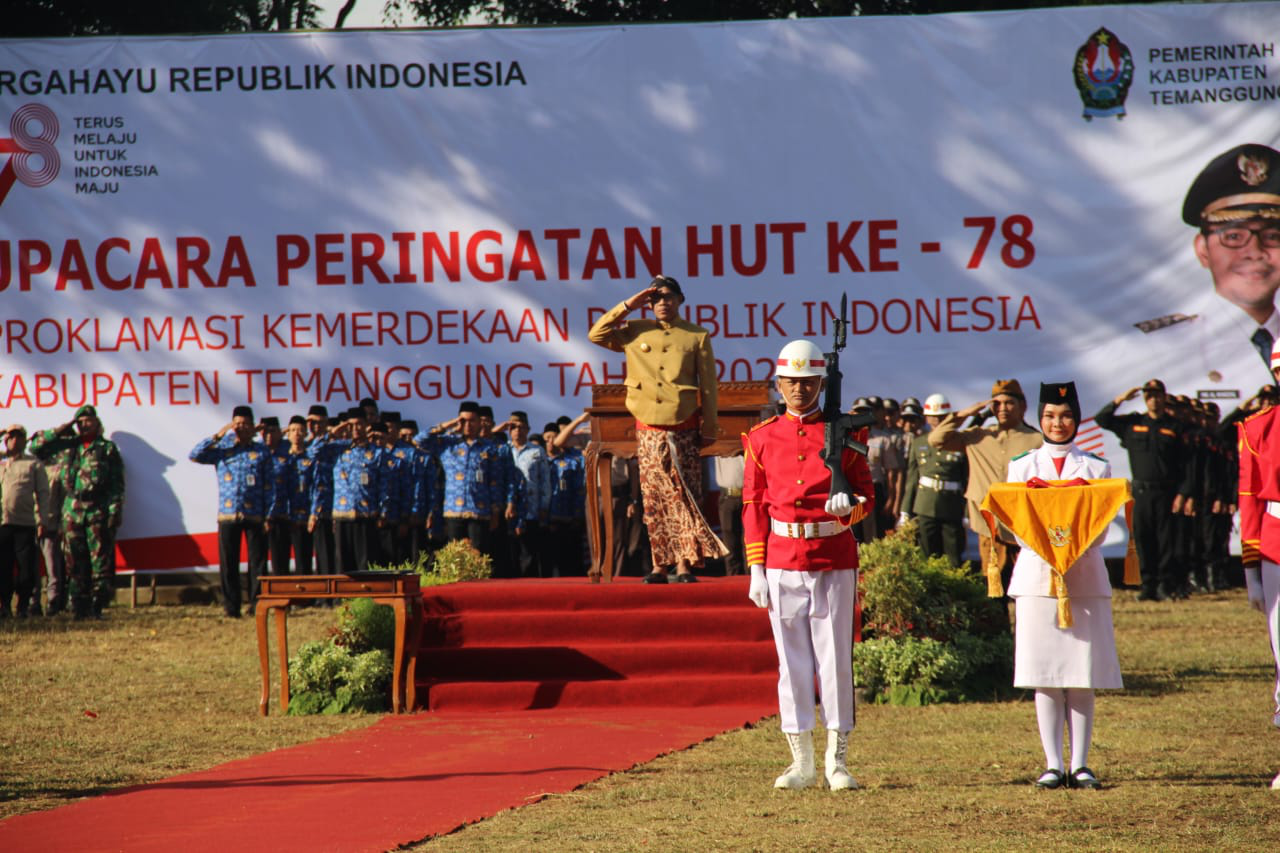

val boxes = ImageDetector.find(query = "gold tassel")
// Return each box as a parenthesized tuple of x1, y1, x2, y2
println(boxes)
(1051, 572, 1073, 629)
(986, 541, 1004, 598)
(1123, 501, 1141, 587)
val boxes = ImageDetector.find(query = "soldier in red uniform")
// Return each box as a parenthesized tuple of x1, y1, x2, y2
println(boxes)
(742, 339, 875, 791)
(1234, 338, 1280, 790)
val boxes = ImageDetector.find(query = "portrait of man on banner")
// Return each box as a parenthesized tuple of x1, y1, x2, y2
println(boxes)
(1134, 143, 1280, 404)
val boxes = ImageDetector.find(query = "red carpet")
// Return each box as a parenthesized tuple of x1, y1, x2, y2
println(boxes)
(0, 706, 771, 852)
(418, 575, 778, 711)
(1, 577, 780, 851)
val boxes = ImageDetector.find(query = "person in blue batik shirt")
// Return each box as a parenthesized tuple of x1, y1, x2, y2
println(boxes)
(284, 416, 315, 576)
(415, 401, 503, 560)
(397, 419, 430, 563)
(190, 404, 272, 618)
(478, 405, 521, 577)
(309, 409, 394, 573)
(543, 421, 586, 577)
(376, 411, 416, 565)
(259, 416, 294, 576)
(499, 410, 551, 578)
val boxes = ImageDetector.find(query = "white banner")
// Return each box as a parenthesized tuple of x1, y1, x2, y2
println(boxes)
(1, 3, 1278, 567)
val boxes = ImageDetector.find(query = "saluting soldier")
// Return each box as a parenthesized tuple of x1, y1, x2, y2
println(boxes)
(928, 379, 1042, 621)
(1094, 379, 1190, 601)
(30, 406, 125, 620)
(901, 394, 969, 567)
(743, 340, 875, 791)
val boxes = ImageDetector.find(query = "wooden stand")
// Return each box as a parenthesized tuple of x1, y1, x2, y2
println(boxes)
(583, 381, 772, 583)
(255, 572, 424, 715)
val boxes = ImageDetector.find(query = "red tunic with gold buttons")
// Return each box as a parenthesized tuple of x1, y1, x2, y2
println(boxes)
(1238, 406, 1280, 565)
(742, 411, 875, 571)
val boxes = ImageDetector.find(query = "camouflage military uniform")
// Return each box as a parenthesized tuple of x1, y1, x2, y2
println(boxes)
(29, 427, 125, 616)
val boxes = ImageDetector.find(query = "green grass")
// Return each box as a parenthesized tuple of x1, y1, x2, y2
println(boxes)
(2, 591, 1279, 851)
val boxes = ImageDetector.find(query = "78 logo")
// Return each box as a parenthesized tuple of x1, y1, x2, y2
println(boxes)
(0, 103, 60, 208)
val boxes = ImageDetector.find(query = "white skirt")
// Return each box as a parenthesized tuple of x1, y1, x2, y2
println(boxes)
(1013, 596, 1123, 690)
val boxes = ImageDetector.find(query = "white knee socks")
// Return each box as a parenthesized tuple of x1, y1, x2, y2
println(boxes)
(1066, 688, 1095, 772)
(1034, 689, 1066, 771)
(1035, 687, 1096, 772)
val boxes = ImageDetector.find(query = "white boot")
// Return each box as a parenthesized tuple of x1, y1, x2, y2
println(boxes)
(773, 731, 817, 789)
(825, 729, 858, 791)
(1270, 771, 1280, 790)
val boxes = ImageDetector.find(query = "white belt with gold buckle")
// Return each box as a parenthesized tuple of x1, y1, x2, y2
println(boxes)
(770, 518, 842, 539)
(919, 475, 962, 492)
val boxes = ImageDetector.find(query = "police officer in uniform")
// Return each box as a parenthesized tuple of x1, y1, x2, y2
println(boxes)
(901, 394, 969, 566)
(1094, 379, 1190, 600)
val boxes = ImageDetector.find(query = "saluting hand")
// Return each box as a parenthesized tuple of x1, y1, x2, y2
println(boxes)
(624, 285, 661, 312)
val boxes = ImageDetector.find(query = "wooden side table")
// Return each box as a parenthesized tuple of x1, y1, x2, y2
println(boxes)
(255, 572, 424, 716)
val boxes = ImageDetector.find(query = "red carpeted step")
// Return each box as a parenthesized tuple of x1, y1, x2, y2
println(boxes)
(415, 577, 778, 713)
(424, 606, 771, 647)
(421, 673, 778, 711)
(422, 576, 752, 613)
(421, 640, 778, 680)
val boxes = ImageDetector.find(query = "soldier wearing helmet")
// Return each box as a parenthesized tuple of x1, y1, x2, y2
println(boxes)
(901, 393, 969, 567)
(742, 339, 875, 792)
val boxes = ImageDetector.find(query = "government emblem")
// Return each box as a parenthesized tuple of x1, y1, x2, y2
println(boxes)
(1048, 524, 1072, 548)
(1073, 28, 1134, 121)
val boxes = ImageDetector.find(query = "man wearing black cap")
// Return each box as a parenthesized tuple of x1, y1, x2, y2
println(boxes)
(588, 275, 726, 582)
(190, 406, 271, 617)
(1094, 380, 1191, 600)
(259, 416, 293, 576)
(305, 405, 329, 445)
(29, 405, 126, 620)
(415, 401, 503, 559)
(1137, 143, 1280, 400)
(284, 415, 315, 577)
(310, 409, 394, 573)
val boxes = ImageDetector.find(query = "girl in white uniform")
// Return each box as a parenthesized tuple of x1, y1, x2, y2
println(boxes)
(1006, 382, 1123, 790)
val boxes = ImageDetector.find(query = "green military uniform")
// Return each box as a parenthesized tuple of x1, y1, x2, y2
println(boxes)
(902, 432, 969, 566)
(29, 408, 125, 617)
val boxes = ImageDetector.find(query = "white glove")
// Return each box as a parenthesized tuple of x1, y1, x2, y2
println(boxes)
(1246, 566, 1265, 613)
(898, 512, 910, 526)
(748, 564, 769, 609)
(825, 492, 853, 517)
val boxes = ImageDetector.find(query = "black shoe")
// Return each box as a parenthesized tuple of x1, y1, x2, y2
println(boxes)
(29, 602, 42, 617)
(1035, 768, 1065, 789)
(642, 572, 669, 585)
(675, 573, 698, 583)
(1069, 767, 1100, 789)
(45, 600, 64, 617)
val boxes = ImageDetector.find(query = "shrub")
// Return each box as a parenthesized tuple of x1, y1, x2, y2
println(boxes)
(335, 596, 396, 653)
(373, 538, 493, 587)
(426, 538, 493, 586)
(286, 640, 392, 715)
(854, 521, 1014, 704)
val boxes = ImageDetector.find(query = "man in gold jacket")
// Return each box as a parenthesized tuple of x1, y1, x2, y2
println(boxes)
(588, 275, 725, 582)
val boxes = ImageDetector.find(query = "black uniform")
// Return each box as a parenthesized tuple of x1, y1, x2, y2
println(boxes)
(1094, 401, 1190, 599)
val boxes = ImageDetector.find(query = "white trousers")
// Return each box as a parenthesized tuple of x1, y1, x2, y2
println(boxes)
(766, 567, 856, 734)
(1261, 561, 1280, 727)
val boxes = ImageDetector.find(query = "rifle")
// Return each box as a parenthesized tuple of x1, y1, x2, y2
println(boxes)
(822, 292, 876, 502)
